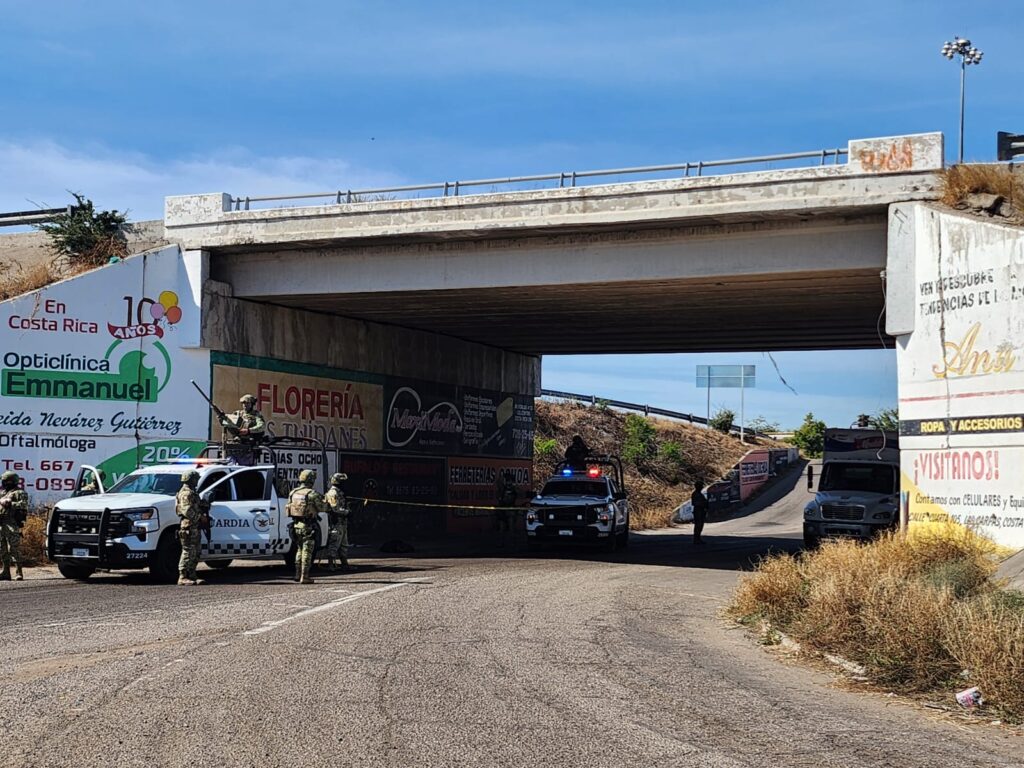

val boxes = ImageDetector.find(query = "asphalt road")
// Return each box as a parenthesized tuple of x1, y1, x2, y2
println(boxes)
(2, 465, 1022, 768)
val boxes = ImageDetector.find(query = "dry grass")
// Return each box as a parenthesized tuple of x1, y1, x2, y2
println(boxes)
(18, 513, 50, 567)
(730, 528, 1024, 717)
(535, 400, 768, 529)
(732, 554, 806, 627)
(0, 261, 57, 302)
(856, 578, 958, 690)
(940, 164, 1024, 218)
(945, 592, 1024, 720)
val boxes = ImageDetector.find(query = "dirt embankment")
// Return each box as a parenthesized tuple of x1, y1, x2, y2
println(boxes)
(534, 400, 777, 529)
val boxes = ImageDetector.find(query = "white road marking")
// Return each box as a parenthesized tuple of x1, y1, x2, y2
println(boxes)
(242, 578, 428, 636)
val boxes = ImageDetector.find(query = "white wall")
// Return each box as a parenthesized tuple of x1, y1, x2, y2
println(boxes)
(0, 246, 210, 504)
(890, 203, 1024, 551)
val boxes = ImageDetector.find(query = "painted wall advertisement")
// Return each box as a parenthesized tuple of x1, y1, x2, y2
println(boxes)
(896, 207, 1024, 550)
(384, 380, 533, 459)
(739, 450, 770, 501)
(210, 353, 383, 454)
(0, 247, 209, 504)
(210, 353, 536, 532)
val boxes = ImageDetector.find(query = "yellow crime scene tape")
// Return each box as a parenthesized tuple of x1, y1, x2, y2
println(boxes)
(347, 496, 523, 512)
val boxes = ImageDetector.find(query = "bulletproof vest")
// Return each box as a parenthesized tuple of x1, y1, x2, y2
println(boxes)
(287, 487, 316, 519)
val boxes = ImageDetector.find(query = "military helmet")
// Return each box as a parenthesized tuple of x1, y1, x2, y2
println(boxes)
(1, 470, 20, 486)
(181, 470, 200, 484)
(240, 394, 258, 405)
(330, 472, 348, 486)
(299, 469, 317, 484)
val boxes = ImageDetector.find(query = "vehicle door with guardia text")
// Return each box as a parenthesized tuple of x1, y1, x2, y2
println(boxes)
(201, 468, 274, 558)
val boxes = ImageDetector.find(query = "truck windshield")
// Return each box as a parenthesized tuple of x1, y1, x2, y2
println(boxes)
(106, 473, 182, 496)
(819, 463, 896, 494)
(540, 480, 608, 497)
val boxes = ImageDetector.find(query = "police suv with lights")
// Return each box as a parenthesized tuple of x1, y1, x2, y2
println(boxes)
(47, 438, 330, 582)
(525, 456, 630, 551)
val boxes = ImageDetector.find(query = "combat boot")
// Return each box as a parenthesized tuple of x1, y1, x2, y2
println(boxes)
(14, 565, 24, 581)
(177, 575, 191, 586)
(294, 562, 302, 582)
(0, 566, 11, 581)
(327, 558, 337, 572)
(299, 571, 315, 584)
(191, 578, 205, 586)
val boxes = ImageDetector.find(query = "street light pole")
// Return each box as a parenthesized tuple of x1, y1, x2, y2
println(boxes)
(941, 37, 983, 164)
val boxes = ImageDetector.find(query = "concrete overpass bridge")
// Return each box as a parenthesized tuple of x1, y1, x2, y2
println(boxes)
(166, 132, 944, 356)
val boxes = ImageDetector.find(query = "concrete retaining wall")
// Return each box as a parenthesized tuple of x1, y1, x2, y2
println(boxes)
(0, 220, 168, 273)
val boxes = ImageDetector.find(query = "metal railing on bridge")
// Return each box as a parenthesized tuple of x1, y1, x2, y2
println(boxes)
(229, 146, 849, 211)
(539, 388, 778, 441)
(0, 206, 73, 228)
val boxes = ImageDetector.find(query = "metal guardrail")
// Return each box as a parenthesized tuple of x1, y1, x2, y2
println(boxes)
(230, 147, 848, 211)
(0, 206, 73, 228)
(539, 388, 778, 441)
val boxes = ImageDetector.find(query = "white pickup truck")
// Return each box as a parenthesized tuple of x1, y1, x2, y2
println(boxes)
(47, 441, 330, 582)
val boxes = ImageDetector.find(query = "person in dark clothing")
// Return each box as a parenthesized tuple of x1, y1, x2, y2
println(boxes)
(690, 479, 709, 545)
(564, 435, 590, 471)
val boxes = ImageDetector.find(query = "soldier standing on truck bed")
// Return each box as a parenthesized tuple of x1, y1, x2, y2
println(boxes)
(325, 472, 352, 572)
(0, 471, 28, 581)
(288, 469, 325, 584)
(220, 394, 267, 465)
(564, 435, 591, 471)
(176, 471, 210, 586)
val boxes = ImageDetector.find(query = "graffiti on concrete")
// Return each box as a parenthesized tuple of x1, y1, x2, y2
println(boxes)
(857, 139, 915, 172)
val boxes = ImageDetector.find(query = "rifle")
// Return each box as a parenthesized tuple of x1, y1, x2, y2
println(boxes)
(191, 379, 237, 435)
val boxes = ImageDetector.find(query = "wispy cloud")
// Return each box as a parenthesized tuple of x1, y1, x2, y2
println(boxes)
(0, 140, 404, 221)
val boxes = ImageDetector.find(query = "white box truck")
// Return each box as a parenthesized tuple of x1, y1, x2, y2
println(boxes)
(803, 428, 900, 548)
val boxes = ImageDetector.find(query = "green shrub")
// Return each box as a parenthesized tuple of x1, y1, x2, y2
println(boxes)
(622, 414, 657, 464)
(534, 437, 559, 461)
(37, 193, 129, 267)
(708, 408, 735, 434)
(658, 440, 684, 465)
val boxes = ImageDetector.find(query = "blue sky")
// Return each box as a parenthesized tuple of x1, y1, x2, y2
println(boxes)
(3, 1, 1021, 428)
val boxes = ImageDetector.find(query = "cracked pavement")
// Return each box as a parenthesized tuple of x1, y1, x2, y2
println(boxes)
(2, 469, 1022, 767)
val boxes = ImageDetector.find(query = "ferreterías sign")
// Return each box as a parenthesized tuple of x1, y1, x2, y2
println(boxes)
(0, 247, 210, 503)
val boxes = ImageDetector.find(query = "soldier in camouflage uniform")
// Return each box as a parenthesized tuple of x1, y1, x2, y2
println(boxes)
(0, 471, 28, 581)
(219, 394, 267, 466)
(76, 468, 106, 496)
(175, 470, 210, 586)
(325, 472, 352, 572)
(288, 469, 325, 584)
(0, 468, 29, 581)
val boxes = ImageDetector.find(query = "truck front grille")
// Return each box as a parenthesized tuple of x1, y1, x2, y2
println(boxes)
(821, 504, 865, 521)
(56, 510, 102, 534)
(542, 506, 598, 526)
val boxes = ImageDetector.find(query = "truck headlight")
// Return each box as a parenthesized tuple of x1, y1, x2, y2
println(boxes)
(873, 511, 894, 520)
(803, 504, 817, 519)
(124, 508, 158, 522)
(526, 510, 538, 524)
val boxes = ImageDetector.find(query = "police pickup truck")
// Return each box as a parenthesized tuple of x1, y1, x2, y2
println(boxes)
(525, 456, 630, 551)
(47, 438, 330, 582)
